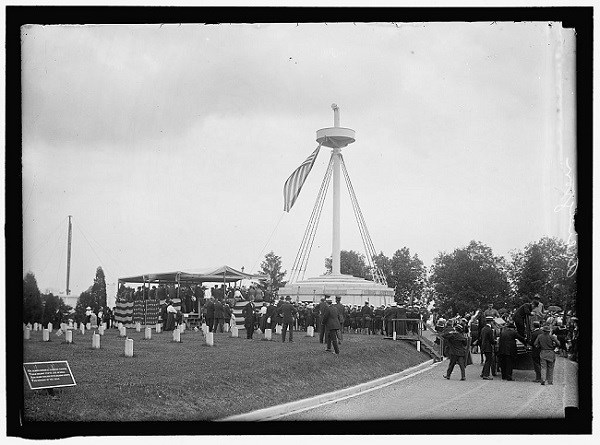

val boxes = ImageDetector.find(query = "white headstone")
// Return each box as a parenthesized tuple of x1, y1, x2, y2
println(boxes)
(230, 326, 239, 338)
(125, 338, 134, 357)
(24, 328, 31, 340)
(136, 322, 141, 332)
(156, 323, 162, 334)
(98, 326, 105, 336)
(276, 325, 282, 335)
(118, 322, 123, 329)
(224, 322, 229, 333)
(81, 324, 86, 335)
(393, 332, 397, 341)
(119, 326, 127, 337)
(33, 322, 38, 331)
(306, 326, 314, 337)
(86, 323, 91, 330)
(173, 329, 181, 342)
(66, 330, 73, 343)
(42, 329, 50, 342)
(265, 329, 272, 341)
(416, 340, 421, 352)
(61, 323, 67, 331)
(92, 333, 101, 349)
(47, 322, 53, 332)
(145, 327, 152, 340)
(205, 332, 214, 347)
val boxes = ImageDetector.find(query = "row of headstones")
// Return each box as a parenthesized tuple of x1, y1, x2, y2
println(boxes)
(22, 322, 318, 357)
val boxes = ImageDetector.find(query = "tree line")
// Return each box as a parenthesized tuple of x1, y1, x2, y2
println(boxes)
(23, 266, 108, 325)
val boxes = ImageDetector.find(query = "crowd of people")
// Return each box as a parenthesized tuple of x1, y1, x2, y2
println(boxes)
(435, 294, 578, 385)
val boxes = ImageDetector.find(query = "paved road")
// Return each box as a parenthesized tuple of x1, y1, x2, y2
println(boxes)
(276, 355, 578, 420)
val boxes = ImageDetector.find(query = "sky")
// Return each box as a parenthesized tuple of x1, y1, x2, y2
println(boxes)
(21, 21, 577, 305)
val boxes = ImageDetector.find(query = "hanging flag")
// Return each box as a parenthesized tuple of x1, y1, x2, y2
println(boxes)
(283, 144, 321, 212)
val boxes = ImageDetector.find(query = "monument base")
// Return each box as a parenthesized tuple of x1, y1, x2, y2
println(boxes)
(279, 273, 395, 307)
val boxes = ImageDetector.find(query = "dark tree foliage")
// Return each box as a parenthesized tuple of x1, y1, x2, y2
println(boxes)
(23, 272, 43, 324)
(75, 290, 97, 324)
(91, 266, 108, 309)
(390, 248, 427, 304)
(372, 251, 393, 286)
(325, 250, 370, 279)
(41, 293, 72, 327)
(509, 237, 577, 311)
(259, 251, 287, 293)
(430, 241, 510, 316)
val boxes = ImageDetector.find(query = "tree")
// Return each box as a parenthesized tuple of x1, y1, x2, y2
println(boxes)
(74, 289, 97, 324)
(429, 241, 510, 316)
(259, 251, 287, 293)
(91, 266, 108, 309)
(23, 272, 43, 324)
(41, 293, 71, 327)
(325, 250, 370, 279)
(509, 237, 577, 311)
(390, 248, 427, 304)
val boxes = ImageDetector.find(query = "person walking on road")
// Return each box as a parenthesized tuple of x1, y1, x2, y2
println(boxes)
(534, 325, 560, 385)
(322, 298, 342, 354)
(442, 323, 468, 380)
(480, 316, 496, 380)
(497, 322, 527, 381)
(530, 321, 543, 382)
(277, 296, 298, 343)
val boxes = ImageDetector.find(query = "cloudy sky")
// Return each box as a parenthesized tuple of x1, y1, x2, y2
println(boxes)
(22, 21, 576, 303)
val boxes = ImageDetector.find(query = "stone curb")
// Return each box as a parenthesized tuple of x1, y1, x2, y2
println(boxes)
(219, 358, 441, 422)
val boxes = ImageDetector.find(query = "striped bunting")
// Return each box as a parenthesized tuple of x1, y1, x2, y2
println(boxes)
(283, 144, 321, 212)
(115, 299, 181, 327)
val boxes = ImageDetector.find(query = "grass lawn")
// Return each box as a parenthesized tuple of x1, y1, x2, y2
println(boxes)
(22, 327, 431, 421)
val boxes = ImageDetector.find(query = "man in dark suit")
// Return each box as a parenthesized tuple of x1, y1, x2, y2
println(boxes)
(360, 301, 373, 335)
(322, 299, 342, 354)
(242, 299, 256, 339)
(480, 316, 496, 379)
(277, 296, 298, 342)
(334, 296, 346, 342)
(213, 299, 225, 333)
(497, 322, 527, 380)
(318, 297, 328, 343)
(530, 321, 543, 382)
(442, 323, 468, 380)
(205, 297, 215, 332)
(513, 301, 533, 338)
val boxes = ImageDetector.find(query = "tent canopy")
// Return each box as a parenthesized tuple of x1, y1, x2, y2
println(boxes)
(118, 265, 264, 285)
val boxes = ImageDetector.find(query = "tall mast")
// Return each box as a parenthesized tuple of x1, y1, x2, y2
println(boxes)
(331, 105, 342, 276)
(66, 215, 72, 295)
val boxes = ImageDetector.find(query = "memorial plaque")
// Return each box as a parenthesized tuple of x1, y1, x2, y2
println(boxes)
(23, 361, 76, 390)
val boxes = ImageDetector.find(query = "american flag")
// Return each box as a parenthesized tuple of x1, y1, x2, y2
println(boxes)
(283, 144, 321, 212)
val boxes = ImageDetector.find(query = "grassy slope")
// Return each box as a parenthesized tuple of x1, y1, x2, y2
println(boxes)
(23, 328, 430, 421)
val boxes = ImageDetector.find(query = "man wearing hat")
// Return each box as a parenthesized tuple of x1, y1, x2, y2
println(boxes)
(497, 321, 527, 381)
(530, 321, 543, 382)
(384, 302, 397, 337)
(277, 296, 298, 342)
(534, 325, 560, 385)
(513, 301, 533, 338)
(322, 298, 342, 354)
(480, 316, 496, 379)
(317, 297, 328, 343)
(442, 323, 468, 380)
(360, 301, 373, 335)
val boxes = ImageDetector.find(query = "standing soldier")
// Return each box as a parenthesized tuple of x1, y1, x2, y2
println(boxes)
(205, 297, 215, 332)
